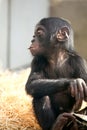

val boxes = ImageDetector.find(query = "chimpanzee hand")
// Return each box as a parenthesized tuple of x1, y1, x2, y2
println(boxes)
(52, 113, 78, 130)
(69, 78, 87, 111)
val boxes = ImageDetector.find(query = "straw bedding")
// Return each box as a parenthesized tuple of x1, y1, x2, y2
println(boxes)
(0, 68, 41, 130)
(0, 68, 86, 130)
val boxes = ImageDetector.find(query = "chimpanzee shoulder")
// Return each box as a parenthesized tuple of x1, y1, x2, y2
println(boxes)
(68, 51, 87, 79)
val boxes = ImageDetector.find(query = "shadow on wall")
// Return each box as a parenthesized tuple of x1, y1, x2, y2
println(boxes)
(50, 0, 87, 59)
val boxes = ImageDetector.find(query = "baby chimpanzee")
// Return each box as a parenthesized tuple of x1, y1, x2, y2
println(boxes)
(26, 17, 87, 130)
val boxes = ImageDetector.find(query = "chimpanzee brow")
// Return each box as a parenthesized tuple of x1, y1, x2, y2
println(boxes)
(36, 28, 44, 32)
(35, 25, 46, 32)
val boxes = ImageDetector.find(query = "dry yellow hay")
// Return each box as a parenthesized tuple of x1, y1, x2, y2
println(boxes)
(0, 68, 87, 130)
(0, 68, 41, 130)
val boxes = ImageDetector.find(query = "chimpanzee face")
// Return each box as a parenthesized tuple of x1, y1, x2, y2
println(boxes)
(29, 25, 48, 56)
(29, 17, 72, 56)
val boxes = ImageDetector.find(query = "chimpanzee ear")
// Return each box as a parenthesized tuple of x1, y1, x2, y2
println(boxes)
(56, 27, 69, 42)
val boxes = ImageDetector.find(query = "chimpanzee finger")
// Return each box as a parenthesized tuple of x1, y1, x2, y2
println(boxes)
(82, 81, 87, 101)
(77, 79, 84, 100)
(63, 113, 76, 120)
(54, 113, 69, 129)
(70, 80, 79, 100)
(62, 113, 78, 130)
(72, 81, 83, 111)
(70, 82, 75, 98)
(77, 79, 84, 99)
(63, 113, 77, 125)
(73, 81, 78, 101)
(72, 99, 82, 112)
(57, 116, 68, 124)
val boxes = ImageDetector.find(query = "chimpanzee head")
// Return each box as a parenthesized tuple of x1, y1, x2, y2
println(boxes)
(29, 17, 74, 56)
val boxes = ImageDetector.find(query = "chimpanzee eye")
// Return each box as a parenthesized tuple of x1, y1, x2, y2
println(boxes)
(35, 27, 46, 36)
(34, 27, 46, 43)
(37, 30, 43, 35)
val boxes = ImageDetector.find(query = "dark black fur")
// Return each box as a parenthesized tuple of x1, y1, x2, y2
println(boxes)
(25, 17, 87, 130)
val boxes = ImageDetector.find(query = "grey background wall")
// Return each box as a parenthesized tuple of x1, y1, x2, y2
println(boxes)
(0, 0, 49, 69)
(50, 0, 87, 59)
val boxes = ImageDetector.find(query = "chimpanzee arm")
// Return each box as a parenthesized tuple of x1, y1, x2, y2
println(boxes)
(70, 54, 87, 83)
(26, 55, 87, 100)
(69, 54, 87, 98)
(25, 72, 70, 98)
